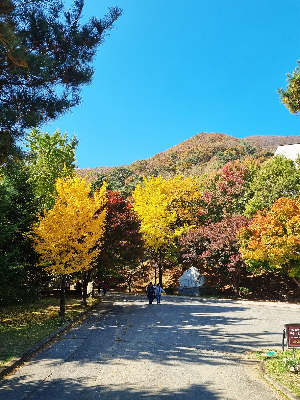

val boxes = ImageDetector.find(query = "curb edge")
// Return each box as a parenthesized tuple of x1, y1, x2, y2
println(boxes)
(260, 360, 300, 400)
(0, 299, 101, 380)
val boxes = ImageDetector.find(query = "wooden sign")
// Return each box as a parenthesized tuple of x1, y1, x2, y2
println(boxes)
(285, 324, 300, 348)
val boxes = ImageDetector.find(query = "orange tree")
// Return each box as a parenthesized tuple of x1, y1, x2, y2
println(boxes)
(239, 197, 300, 287)
(31, 176, 107, 317)
(132, 176, 203, 285)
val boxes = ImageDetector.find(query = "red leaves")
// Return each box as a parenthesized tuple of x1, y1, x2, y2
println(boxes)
(180, 216, 251, 293)
(96, 190, 143, 274)
(201, 160, 252, 222)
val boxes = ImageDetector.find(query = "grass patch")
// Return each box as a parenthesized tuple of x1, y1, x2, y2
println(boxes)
(258, 349, 300, 397)
(0, 293, 99, 366)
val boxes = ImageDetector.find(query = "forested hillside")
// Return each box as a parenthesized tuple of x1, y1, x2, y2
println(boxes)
(77, 132, 300, 196)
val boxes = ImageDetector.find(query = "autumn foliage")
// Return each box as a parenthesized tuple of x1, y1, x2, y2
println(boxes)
(180, 216, 250, 295)
(6, 129, 300, 305)
(132, 175, 203, 284)
(32, 176, 106, 275)
(96, 190, 144, 279)
(239, 197, 300, 280)
(133, 176, 202, 252)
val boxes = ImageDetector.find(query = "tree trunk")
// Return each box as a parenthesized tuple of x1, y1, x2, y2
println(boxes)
(232, 270, 240, 298)
(141, 258, 145, 278)
(128, 274, 132, 292)
(292, 276, 300, 287)
(59, 275, 66, 318)
(82, 270, 92, 306)
(158, 251, 163, 286)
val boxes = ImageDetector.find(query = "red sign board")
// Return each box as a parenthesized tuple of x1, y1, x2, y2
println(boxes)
(285, 324, 300, 348)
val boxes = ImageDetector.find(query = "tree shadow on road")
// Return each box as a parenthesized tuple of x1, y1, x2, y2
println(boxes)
(107, 296, 283, 358)
(0, 294, 286, 399)
(0, 374, 223, 400)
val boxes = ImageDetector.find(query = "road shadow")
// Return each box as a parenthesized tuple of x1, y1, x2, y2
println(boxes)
(0, 293, 285, 399)
(0, 375, 223, 400)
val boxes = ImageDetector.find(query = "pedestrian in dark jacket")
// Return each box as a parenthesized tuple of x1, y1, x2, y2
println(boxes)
(146, 282, 155, 305)
(102, 283, 108, 295)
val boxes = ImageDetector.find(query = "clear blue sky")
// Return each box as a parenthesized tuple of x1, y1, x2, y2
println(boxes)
(43, 0, 300, 169)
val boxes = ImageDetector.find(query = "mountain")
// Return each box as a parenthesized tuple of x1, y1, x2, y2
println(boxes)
(243, 134, 300, 150)
(77, 132, 300, 189)
(129, 132, 300, 177)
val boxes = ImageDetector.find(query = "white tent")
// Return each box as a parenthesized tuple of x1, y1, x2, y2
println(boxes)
(179, 266, 205, 287)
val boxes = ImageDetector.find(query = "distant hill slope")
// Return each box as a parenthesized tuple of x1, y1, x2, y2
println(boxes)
(128, 132, 300, 178)
(243, 134, 300, 151)
(77, 132, 300, 184)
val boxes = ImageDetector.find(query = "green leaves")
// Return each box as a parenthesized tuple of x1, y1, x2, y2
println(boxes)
(25, 128, 78, 211)
(278, 61, 300, 115)
(0, 159, 39, 304)
(244, 156, 300, 217)
(0, 0, 122, 159)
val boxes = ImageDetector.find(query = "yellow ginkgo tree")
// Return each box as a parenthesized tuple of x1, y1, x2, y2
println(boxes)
(132, 176, 203, 285)
(31, 176, 107, 317)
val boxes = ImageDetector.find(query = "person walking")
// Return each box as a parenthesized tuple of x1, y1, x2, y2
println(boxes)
(146, 282, 155, 305)
(102, 282, 108, 295)
(97, 282, 101, 295)
(155, 283, 165, 304)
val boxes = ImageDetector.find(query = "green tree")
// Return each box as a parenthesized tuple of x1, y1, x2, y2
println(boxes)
(244, 156, 300, 217)
(25, 128, 78, 211)
(0, 159, 39, 305)
(278, 61, 300, 114)
(0, 0, 122, 159)
(92, 167, 143, 198)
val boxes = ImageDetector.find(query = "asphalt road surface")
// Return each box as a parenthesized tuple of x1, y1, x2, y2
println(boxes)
(1, 293, 300, 399)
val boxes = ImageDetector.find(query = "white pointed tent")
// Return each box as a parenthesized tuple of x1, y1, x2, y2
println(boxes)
(179, 266, 205, 287)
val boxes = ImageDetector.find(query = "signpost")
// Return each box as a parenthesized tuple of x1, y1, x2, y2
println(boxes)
(283, 324, 300, 358)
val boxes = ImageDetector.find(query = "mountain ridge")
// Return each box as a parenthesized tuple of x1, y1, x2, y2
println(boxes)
(77, 132, 300, 184)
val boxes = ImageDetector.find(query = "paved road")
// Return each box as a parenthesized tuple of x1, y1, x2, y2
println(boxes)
(1, 294, 300, 399)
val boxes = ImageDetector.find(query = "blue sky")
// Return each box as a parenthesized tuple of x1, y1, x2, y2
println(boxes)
(43, 0, 300, 169)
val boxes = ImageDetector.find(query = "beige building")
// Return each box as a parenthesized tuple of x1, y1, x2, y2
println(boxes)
(274, 143, 300, 162)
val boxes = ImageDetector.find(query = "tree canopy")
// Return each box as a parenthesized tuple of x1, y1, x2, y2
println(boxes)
(0, 0, 122, 158)
(244, 156, 300, 217)
(201, 159, 260, 223)
(95, 190, 144, 281)
(278, 61, 300, 114)
(25, 128, 78, 211)
(239, 197, 300, 284)
(0, 158, 39, 305)
(132, 176, 203, 284)
(31, 176, 107, 316)
(180, 216, 250, 296)
(133, 176, 202, 253)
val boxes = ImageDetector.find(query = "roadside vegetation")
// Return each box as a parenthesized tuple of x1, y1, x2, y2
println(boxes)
(0, 294, 98, 367)
(256, 349, 300, 397)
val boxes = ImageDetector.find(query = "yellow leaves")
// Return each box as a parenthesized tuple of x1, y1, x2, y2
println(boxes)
(132, 176, 202, 252)
(31, 176, 107, 275)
